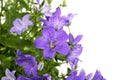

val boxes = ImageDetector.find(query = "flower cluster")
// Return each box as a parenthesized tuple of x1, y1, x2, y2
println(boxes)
(1, 0, 106, 80)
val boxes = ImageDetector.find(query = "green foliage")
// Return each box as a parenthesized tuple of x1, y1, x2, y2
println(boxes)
(0, 0, 68, 79)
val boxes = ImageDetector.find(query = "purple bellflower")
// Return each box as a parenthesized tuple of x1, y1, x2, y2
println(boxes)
(69, 34, 82, 45)
(66, 69, 92, 80)
(17, 76, 41, 80)
(35, 27, 70, 59)
(67, 34, 83, 70)
(41, 74, 51, 80)
(10, 14, 33, 35)
(17, 76, 31, 80)
(37, 62, 44, 71)
(40, 7, 73, 30)
(35, 0, 51, 16)
(93, 70, 106, 80)
(17, 74, 51, 80)
(36, 0, 40, 4)
(1, 68, 16, 80)
(41, 1, 51, 16)
(67, 45, 83, 70)
(15, 50, 37, 76)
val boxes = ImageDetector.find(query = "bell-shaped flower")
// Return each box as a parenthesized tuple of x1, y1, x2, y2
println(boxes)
(15, 50, 37, 76)
(1, 68, 16, 80)
(35, 27, 70, 59)
(10, 14, 33, 35)
(93, 70, 106, 80)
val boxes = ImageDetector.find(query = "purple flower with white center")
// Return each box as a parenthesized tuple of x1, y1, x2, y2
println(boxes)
(40, 7, 69, 30)
(42, 74, 51, 80)
(66, 69, 92, 80)
(10, 14, 33, 35)
(1, 68, 16, 80)
(35, 27, 70, 59)
(15, 50, 37, 76)
(37, 62, 44, 71)
(93, 70, 106, 80)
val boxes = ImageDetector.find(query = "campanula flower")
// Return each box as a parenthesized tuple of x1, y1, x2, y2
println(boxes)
(41, 74, 51, 80)
(17, 76, 31, 80)
(41, 1, 51, 16)
(35, 27, 70, 59)
(36, 0, 40, 4)
(67, 45, 83, 70)
(67, 34, 83, 70)
(1, 68, 16, 80)
(69, 34, 82, 45)
(93, 70, 106, 80)
(66, 69, 92, 80)
(10, 14, 33, 35)
(15, 50, 37, 76)
(40, 7, 70, 30)
(37, 62, 44, 71)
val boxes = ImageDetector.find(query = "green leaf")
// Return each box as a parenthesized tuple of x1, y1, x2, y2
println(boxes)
(0, 34, 34, 50)
(47, 0, 52, 5)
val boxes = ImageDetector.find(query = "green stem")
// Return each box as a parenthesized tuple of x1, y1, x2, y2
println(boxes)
(67, 26, 71, 34)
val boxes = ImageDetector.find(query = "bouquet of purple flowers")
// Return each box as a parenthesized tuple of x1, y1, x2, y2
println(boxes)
(0, 0, 105, 80)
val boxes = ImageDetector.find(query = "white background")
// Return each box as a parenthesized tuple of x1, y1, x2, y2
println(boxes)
(52, 0, 120, 80)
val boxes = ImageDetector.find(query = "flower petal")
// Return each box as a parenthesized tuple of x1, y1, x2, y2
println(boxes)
(22, 14, 33, 26)
(69, 34, 74, 44)
(35, 37, 48, 49)
(17, 76, 31, 80)
(42, 27, 55, 40)
(43, 49, 56, 59)
(77, 69, 85, 80)
(10, 26, 22, 35)
(1, 77, 10, 80)
(5, 68, 16, 80)
(66, 70, 77, 80)
(31, 67, 38, 77)
(42, 74, 51, 80)
(74, 35, 83, 45)
(54, 7, 61, 17)
(93, 70, 106, 80)
(24, 66, 31, 76)
(56, 30, 68, 44)
(56, 43, 70, 55)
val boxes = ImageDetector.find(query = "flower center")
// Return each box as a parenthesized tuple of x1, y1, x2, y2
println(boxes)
(50, 41, 56, 49)
(24, 59, 34, 67)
